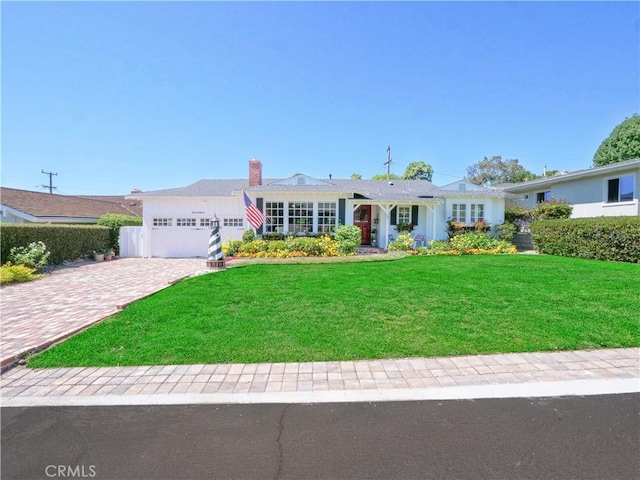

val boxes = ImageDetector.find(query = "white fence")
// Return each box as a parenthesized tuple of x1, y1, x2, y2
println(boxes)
(119, 226, 145, 257)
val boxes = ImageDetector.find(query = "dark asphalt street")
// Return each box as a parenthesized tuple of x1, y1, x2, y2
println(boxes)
(2, 394, 639, 480)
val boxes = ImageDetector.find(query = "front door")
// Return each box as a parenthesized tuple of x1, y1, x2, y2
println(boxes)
(354, 205, 371, 245)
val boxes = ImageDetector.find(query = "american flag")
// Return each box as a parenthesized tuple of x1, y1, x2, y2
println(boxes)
(243, 190, 265, 230)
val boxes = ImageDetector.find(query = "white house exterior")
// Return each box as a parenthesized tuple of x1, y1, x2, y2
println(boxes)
(502, 158, 640, 218)
(127, 159, 508, 258)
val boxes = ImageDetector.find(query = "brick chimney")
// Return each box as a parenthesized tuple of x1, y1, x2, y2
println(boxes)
(249, 158, 262, 187)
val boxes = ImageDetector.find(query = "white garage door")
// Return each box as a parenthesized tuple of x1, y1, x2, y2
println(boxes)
(150, 226, 210, 258)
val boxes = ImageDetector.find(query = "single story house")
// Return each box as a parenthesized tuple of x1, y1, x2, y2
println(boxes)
(127, 159, 508, 258)
(0, 187, 142, 224)
(502, 158, 640, 217)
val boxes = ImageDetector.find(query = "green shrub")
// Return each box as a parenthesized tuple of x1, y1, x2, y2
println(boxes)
(267, 240, 287, 253)
(0, 263, 40, 284)
(424, 240, 450, 253)
(388, 233, 414, 251)
(261, 233, 286, 241)
(1, 224, 110, 265)
(504, 204, 531, 224)
(530, 216, 640, 263)
(8, 241, 50, 271)
(422, 233, 517, 255)
(496, 223, 517, 242)
(97, 214, 142, 255)
(531, 200, 573, 220)
(222, 240, 243, 256)
(238, 240, 268, 255)
(333, 225, 362, 255)
(242, 229, 256, 243)
(285, 236, 325, 256)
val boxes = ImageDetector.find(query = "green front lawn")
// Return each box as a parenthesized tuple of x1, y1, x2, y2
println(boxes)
(28, 255, 639, 368)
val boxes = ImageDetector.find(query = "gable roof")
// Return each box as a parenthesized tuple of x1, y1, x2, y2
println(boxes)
(502, 158, 640, 193)
(0, 187, 142, 221)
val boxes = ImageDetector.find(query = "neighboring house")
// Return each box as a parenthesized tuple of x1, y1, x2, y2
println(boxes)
(502, 158, 640, 218)
(0, 187, 142, 224)
(127, 159, 508, 258)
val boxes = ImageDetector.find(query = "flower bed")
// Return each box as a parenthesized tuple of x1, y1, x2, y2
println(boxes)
(223, 234, 341, 259)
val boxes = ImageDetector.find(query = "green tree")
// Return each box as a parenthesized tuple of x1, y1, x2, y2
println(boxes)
(371, 173, 400, 180)
(593, 114, 640, 166)
(466, 156, 538, 186)
(401, 161, 434, 181)
(350, 173, 362, 180)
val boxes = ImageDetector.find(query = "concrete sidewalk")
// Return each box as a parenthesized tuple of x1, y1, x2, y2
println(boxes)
(2, 348, 638, 407)
(0, 258, 208, 370)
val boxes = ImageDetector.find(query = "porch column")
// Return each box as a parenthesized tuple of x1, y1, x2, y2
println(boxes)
(377, 204, 394, 248)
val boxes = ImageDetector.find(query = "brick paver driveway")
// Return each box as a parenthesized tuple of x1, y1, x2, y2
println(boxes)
(0, 258, 207, 369)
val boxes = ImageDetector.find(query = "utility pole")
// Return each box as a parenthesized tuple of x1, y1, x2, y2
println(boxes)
(385, 145, 392, 181)
(41, 170, 58, 194)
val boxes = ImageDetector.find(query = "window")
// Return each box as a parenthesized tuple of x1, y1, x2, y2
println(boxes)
(470, 204, 485, 223)
(288, 201, 313, 233)
(607, 176, 635, 203)
(176, 218, 196, 227)
(536, 191, 551, 203)
(265, 202, 284, 233)
(152, 218, 172, 227)
(398, 206, 411, 224)
(223, 218, 244, 227)
(200, 218, 211, 228)
(451, 204, 466, 222)
(318, 202, 336, 233)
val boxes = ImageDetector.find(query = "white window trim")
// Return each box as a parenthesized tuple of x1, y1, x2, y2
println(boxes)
(397, 206, 411, 224)
(604, 174, 636, 204)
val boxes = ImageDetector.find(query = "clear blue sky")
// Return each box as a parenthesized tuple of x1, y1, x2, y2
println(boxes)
(2, 1, 639, 195)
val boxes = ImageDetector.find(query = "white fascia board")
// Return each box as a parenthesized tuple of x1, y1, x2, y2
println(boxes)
(0, 204, 38, 223)
(504, 160, 640, 193)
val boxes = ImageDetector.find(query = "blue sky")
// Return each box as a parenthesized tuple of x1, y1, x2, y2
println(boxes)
(2, 1, 639, 195)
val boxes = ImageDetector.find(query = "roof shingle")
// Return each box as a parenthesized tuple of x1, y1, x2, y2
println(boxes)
(1, 188, 142, 220)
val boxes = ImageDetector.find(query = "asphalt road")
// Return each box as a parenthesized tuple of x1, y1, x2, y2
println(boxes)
(2, 394, 639, 480)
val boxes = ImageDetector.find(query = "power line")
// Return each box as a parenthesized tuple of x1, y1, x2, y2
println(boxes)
(385, 145, 392, 181)
(41, 170, 58, 194)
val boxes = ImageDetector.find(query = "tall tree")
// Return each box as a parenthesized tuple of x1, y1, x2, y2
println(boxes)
(593, 114, 640, 166)
(350, 173, 362, 180)
(401, 161, 434, 181)
(466, 156, 538, 186)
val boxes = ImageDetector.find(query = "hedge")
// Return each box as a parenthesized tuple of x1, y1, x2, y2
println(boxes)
(97, 214, 142, 255)
(530, 216, 640, 263)
(1, 224, 110, 265)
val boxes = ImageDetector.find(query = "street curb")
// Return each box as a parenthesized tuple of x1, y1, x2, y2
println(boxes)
(3, 378, 638, 408)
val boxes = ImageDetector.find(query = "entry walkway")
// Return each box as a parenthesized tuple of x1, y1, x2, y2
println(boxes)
(1, 258, 207, 369)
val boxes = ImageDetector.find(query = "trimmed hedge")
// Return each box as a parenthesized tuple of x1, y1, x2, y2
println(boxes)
(530, 216, 640, 263)
(97, 214, 142, 255)
(1, 224, 110, 265)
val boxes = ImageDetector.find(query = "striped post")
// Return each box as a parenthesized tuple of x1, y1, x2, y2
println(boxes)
(206, 215, 225, 269)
